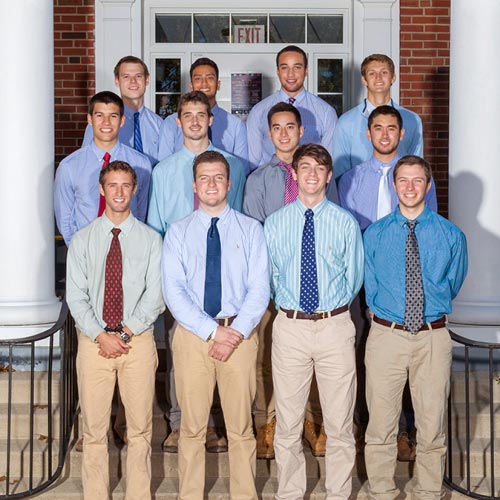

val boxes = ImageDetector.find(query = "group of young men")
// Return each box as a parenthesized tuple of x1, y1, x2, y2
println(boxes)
(55, 46, 468, 500)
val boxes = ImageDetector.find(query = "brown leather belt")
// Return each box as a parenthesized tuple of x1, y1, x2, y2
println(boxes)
(373, 315, 447, 332)
(280, 305, 348, 321)
(215, 316, 236, 327)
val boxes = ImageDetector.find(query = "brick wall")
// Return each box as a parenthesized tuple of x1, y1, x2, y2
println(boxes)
(400, 0, 451, 215)
(54, 0, 95, 166)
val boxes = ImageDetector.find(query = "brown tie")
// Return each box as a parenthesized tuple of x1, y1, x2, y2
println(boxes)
(102, 228, 123, 330)
(98, 152, 111, 216)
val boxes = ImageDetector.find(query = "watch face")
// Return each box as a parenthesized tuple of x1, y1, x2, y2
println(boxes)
(120, 331, 131, 343)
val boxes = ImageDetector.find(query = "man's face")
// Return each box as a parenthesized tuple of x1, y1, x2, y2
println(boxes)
(176, 102, 213, 142)
(268, 111, 304, 157)
(88, 102, 125, 146)
(292, 155, 332, 198)
(189, 64, 220, 103)
(393, 163, 431, 213)
(367, 114, 404, 157)
(193, 161, 230, 211)
(99, 170, 136, 215)
(362, 61, 396, 96)
(114, 62, 149, 102)
(276, 51, 308, 97)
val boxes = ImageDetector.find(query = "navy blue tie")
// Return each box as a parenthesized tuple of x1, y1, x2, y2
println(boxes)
(134, 111, 143, 153)
(299, 209, 319, 314)
(208, 125, 213, 142)
(204, 217, 221, 317)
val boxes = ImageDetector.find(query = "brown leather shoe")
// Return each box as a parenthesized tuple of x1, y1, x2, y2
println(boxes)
(75, 436, 83, 452)
(256, 417, 276, 459)
(206, 427, 228, 453)
(303, 420, 326, 457)
(162, 429, 179, 453)
(397, 432, 416, 462)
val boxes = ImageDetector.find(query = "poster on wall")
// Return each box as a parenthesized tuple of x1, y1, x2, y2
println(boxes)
(231, 73, 262, 120)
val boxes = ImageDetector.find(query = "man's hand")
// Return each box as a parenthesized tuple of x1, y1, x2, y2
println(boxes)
(213, 326, 243, 348)
(96, 332, 130, 359)
(208, 342, 235, 362)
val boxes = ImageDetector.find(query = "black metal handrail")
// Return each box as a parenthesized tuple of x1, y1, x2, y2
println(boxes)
(445, 329, 500, 500)
(0, 301, 78, 499)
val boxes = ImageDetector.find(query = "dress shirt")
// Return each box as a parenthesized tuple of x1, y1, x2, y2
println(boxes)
(157, 104, 249, 174)
(147, 144, 245, 237)
(338, 155, 438, 231)
(264, 198, 364, 311)
(162, 204, 270, 341)
(363, 205, 468, 325)
(243, 154, 339, 223)
(54, 141, 152, 246)
(332, 99, 423, 179)
(83, 104, 162, 165)
(246, 89, 338, 171)
(66, 213, 165, 341)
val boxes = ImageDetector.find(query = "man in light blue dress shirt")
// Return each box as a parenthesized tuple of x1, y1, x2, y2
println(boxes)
(265, 144, 363, 500)
(82, 56, 162, 166)
(333, 54, 423, 180)
(246, 45, 338, 171)
(55, 91, 152, 246)
(162, 150, 269, 500)
(158, 57, 248, 173)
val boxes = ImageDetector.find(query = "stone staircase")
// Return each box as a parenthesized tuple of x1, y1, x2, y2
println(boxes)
(1, 369, 497, 499)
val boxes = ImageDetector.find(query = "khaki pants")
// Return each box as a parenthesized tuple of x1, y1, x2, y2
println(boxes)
(173, 324, 258, 500)
(365, 322, 452, 500)
(76, 331, 158, 500)
(272, 310, 357, 500)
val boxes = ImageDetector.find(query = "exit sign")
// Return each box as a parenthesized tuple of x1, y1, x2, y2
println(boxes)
(234, 25, 265, 44)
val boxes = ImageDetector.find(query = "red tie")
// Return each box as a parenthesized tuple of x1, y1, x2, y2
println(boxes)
(98, 152, 111, 216)
(278, 161, 298, 204)
(288, 97, 296, 105)
(102, 228, 123, 330)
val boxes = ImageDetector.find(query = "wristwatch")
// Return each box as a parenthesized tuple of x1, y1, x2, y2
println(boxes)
(105, 323, 131, 343)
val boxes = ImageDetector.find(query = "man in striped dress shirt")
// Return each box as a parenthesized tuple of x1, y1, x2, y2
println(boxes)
(264, 144, 364, 500)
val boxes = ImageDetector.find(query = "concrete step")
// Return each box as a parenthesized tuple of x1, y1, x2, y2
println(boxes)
(448, 437, 500, 478)
(448, 402, 500, 438)
(0, 371, 60, 404)
(0, 403, 61, 440)
(450, 371, 500, 404)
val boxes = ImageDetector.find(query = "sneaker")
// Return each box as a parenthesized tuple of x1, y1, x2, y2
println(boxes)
(256, 417, 276, 459)
(162, 429, 179, 453)
(206, 426, 228, 453)
(397, 432, 416, 462)
(303, 420, 326, 457)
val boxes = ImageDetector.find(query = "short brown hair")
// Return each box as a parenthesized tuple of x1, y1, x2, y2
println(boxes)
(193, 150, 230, 179)
(292, 144, 332, 174)
(276, 45, 308, 68)
(361, 54, 395, 78)
(99, 160, 137, 187)
(393, 155, 432, 183)
(177, 91, 212, 117)
(267, 102, 302, 129)
(114, 56, 149, 79)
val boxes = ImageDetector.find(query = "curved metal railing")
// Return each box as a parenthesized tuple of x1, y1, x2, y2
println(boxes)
(445, 329, 500, 500)
(0, 301, 78, 499)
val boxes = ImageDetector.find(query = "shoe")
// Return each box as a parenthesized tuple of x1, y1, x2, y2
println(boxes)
(397, 432, 416, 462)
(206, 427, 228, 453)
(75, 436, 83, 452)
(162, 429, 179, 453)
(303, 420, 326, 457)
(256, 417, 276, 459)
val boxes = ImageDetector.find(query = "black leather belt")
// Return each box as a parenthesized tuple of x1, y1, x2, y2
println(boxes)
(373, 315, 447, 332)
(280, 305, 349, 321)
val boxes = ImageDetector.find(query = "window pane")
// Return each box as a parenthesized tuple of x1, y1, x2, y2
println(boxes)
(156, 94, 180, 119)
(319, 94, 343, 117)
(269, 15, 305, 44)
(155, 15, 191, 43)
(318, 59, 343, 94)
(307, 15, 343, 44)
(194, 14, 230, 43)
(155, 59, 181, 93)
(232, 14, 268, 44)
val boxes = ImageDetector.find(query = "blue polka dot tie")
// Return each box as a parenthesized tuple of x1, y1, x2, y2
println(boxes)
(299, 209, 319, 314)
(103, 228, 123, 330)
(134, 111, 143, 154)
(404, 221, 424, 333)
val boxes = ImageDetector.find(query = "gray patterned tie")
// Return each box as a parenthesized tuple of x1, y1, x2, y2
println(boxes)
(404, 221, 424, 333)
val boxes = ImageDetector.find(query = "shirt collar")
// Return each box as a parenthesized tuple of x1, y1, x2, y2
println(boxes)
(279, 88, 306, 104)
(196, 203, 231, 228)
(294, 197, 328, 217)
(181, 143, 213, 159)
(394, 204, 431, 227)
(211, 103, 220, 116)
(362, 97, 394, 118)
(367, 154, 400, 172)
(91, 141, 121, 161)
(99, 211, 135, 236)
(124, 104, 144, 119)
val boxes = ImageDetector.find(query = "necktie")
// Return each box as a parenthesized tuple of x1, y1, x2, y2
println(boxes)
(278, 161, 298, 204)
(203, 217, 221, 317)
(299, 209, 319, 314)
(404, 221, 424, 333)
(288, 97, 296, 105)
(377, 165, 392, 219)
(97, 152, 111, 216)
(134, 111, 143, 153)
(208, 125, 213, 142)
(103, 228, 123, 330)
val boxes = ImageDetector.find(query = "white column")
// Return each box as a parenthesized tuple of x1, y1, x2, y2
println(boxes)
(448, 0, 500, 340)
(0, 1, 60, 338)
